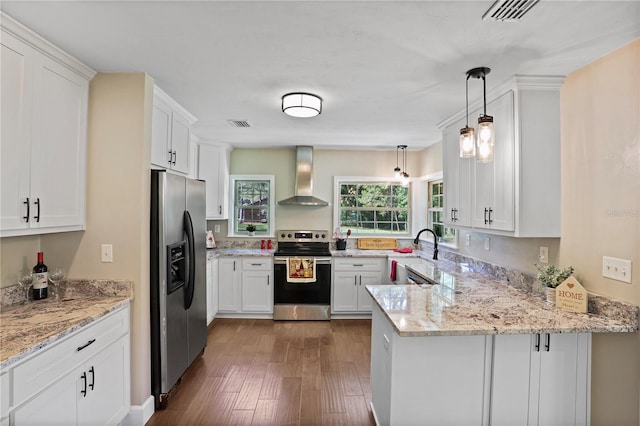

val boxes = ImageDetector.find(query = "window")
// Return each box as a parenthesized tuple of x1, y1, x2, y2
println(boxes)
(334, 178, 410, 236)
(229, 175, 275, 237)
(427, 179, 456, 244)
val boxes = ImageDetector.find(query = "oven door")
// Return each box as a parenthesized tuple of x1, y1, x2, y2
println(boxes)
(273, 257, 331, 305)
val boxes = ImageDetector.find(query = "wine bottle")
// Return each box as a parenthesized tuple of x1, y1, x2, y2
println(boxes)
(32, 251, 48, 300)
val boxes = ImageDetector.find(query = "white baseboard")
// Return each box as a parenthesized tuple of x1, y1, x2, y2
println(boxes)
(122, 395, 155, 426)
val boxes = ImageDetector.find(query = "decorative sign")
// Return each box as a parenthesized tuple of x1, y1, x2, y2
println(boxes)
(357, 238, 398, 250)
(555, 276, 588, 313)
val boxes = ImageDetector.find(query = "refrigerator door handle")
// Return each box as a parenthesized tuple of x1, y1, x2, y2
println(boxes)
(183, 210, 196, 310)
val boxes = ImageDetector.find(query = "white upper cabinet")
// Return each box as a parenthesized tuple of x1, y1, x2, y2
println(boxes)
(151, 86, 196, 175)
(439, 76, 564, 237)
(1, 17, 94, 237)
(197, 143, 230, 220)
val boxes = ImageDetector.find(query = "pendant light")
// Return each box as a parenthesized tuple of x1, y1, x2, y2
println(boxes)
(459, 71, 476, 158)
(399, 145, 410, 187)
(469, 67, 494, 163)
(393, 145, 402, 178)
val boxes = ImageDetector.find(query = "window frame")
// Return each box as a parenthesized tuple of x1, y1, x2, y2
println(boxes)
(228, 174, 275, 238)
(413, 172, 458, 249)
(333, 176, 412, 237)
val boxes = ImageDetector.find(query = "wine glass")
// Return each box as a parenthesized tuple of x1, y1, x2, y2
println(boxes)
(49, 268, 65, 300)
(18, 272, 33, 301)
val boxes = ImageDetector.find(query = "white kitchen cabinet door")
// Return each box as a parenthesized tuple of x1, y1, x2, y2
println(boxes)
(12, 367, 77, 425)
(218, 258, 241, 312)
(151, 99, 172, 170)
(442, 114, 472, 228)
(169, 112, 191, 174)
(530, 333, 591, 426)
(332, 272, 359, 312)
(29, 54, 88, 231)
(472, 90, 515, 232)
(151, 86, 196, 176)
(1, 31, 34, 233)
(77, 335, 130, 426)
(198, 144, 230, 219)
(206, 254, 219, 325)
(492, 333, 591, 426)
(241, 270, 273, 313)
(356, 272, 380, 312)
(1, 29, 89, 237)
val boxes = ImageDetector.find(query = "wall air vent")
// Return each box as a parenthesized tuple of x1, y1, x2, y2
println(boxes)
(227, 119, 251, 128)
(482, 0, 540, 21)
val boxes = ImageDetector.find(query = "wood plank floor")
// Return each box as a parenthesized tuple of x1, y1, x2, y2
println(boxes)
(147, 318, 376, 426)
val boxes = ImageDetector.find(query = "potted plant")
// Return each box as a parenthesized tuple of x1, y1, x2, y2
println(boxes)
(535, 264, 574, 303)
(333, 228, 351, 250)
(246, 224, 256, 236)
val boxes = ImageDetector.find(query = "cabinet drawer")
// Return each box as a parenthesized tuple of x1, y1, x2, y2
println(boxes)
(12, 305, 130, 408)
(242, 259, 272, 271)
(333, 258, 384, 271)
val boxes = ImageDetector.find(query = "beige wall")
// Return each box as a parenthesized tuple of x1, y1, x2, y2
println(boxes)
(559, 39, 640, 425)
(5, 73, 154, 407)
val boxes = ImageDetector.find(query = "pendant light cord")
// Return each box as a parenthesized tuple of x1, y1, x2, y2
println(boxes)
(482, 74, 487, 116)
(465, 74, 470, 127)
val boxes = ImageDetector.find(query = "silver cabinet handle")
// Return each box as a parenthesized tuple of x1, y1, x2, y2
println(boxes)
(354, 276, 357, 286)
(545, 333, 551, 352)
(534, 333, 540, 352)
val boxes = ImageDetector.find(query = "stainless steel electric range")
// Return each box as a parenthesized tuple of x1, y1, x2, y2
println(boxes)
(273, 230, 331, 320)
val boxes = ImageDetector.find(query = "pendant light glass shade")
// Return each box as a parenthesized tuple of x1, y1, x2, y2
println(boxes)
(477, 115, 494, 162)
(459, 126, 476, 157)
(281, 92, 322, 118)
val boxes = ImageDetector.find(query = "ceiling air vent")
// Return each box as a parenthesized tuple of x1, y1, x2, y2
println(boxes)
(482, 0, 540, 21)
(227, 119, 251, 128)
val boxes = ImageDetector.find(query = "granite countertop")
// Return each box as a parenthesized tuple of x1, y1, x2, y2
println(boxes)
(367, 258, 638, 337)
(331, 249, 426, 258)
(0, 280, 133, 369)
(212, 248, 275, 257)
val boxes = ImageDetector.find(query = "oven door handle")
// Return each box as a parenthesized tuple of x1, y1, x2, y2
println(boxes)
(274, 257, 331, 265)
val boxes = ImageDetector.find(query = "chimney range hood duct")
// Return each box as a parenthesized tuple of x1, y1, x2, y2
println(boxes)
(278, 146, 329, 206)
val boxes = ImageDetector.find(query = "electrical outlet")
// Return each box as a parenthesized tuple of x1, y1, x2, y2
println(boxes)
(465, 233, 471, 247)
(101, 244, 113, 263)
(539, 246, 549, 264)
(484, 237, 491, 251)
(214, 224, 221, 233)
(602, 256, 632, 283)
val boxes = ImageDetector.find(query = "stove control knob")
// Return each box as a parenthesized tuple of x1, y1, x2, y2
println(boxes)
(315, 233, 319, 239)
(321, 233, 326, 239)
(280, 233, 286, 239)
(287, 233, 292, 238)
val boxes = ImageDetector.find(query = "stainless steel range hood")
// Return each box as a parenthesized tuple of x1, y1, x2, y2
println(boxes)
(278, 146, 329, 206)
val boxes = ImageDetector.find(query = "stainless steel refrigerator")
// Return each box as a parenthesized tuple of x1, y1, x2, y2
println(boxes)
(150, 170, 207, 409)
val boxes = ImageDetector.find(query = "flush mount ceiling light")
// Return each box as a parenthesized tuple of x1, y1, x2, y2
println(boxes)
(281, 92, 322, 118)
(461, 67, 495, 163)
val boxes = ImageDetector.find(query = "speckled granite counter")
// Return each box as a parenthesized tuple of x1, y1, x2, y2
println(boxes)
(366, 258, 638, 337)
(331, 248, 427, 258)
(0, 280, 133, 369)
(212, 248, 275, 257)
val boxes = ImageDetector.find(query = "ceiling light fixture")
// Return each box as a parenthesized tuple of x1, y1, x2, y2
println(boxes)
(463, 67, 495, 163)
(394, 145, 402, 178)
(281, 92, 322, 118)
(395, 145, 410, 187)
(459, 71, 476, 158)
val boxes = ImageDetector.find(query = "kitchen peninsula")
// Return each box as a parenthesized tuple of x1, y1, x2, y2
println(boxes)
(366, 259, 638, 426)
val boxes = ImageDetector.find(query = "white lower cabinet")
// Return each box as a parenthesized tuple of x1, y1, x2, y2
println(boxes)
(206, 252, 219, 325)
(370, 304, 592, 426)
(491, 333, 591, 426)
(332, 258, 384, 313)
(218, 257, 273, 315)
(370, 304, 491, 425)
(2, 304, 130, 426)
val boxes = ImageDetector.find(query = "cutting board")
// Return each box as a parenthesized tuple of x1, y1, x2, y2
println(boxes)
(357, 238, 398, 250)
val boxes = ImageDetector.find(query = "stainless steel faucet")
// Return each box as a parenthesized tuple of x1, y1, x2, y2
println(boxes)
(414, 228, 439, 260)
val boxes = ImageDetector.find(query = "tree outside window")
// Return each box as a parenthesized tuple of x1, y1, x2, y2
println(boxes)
(230, 175, 274, 236)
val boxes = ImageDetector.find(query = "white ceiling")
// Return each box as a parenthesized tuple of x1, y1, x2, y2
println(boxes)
(2, 1, 638, 150)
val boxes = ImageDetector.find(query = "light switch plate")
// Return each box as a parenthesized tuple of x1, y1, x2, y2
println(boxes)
(214, 225, 221, 233)
(101, 244, 113, 263)
(602, 256, 632, 283)
(539, 246, 549, 264)
(484, 237, 491, 251)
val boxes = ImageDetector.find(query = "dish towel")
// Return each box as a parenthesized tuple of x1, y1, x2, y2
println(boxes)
(286, 257, 317, 283)
(390, 259, 398, 281)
